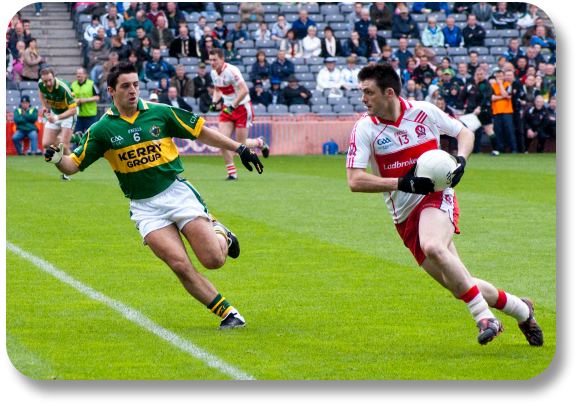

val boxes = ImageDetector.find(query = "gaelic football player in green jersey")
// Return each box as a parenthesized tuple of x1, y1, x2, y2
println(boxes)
(44, 62, 264, 329)
(38, 68, 78, 181)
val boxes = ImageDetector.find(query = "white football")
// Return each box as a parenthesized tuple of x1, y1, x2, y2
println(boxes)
(415, 149, 458, 192)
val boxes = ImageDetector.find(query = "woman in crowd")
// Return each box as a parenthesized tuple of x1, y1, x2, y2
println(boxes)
(137, 36, 152, 63)
(198, 35, 217, 62)
(21, 37, 45, 81)
(223, 40, 242, 64)
(302, 25, 321, 59)
(280, 29, 303, 58)
(128, 50, 145, 81)
(117, 26, 129, 45)
(343, 31, 367, 58)
(250, 50, 271, 82)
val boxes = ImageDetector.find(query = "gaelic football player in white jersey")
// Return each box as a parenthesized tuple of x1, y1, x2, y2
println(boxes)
(208, 48, 270, 180)
(346, 64, 543, 346)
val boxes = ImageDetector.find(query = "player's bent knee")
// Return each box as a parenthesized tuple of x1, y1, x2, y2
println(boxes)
(421, 241, 446, 262)
(167, 257, 194, 278)
(199, 255, 226, 270)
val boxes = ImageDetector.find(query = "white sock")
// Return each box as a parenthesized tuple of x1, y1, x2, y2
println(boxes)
(460, 286, 495, 323)
(501, 293, 530, 322)
(256, 138, 263, 148)
(226, 164, 237, 178)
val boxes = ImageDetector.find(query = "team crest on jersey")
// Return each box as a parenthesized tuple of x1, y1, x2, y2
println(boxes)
(190, 115, 199, 127)
(149, 125, 161, 137)
(348, 143, 357, 156)
(376, 137, 393, 151)
(415, 125, 426, 139)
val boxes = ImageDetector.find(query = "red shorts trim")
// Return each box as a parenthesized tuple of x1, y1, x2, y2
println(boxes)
(395, 190, 460, 266)
(218, 102, 254, 128)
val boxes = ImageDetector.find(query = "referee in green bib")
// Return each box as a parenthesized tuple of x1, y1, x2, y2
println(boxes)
(44, 61, 264, 330)
(71, 67, 100, 136)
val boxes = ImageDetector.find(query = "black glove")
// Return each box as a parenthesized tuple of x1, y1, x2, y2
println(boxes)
(450, 155, 467, 187)
(209, 102, 218, 112)
(398, 163, 434, 195)
(236, 144, 263, 174)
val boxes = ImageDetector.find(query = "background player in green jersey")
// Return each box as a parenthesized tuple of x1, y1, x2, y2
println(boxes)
(38, 68, 78, 181)
(44, 62, 264, 329)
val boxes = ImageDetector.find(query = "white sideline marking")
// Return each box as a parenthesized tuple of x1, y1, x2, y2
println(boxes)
(7, 242, 255, 381)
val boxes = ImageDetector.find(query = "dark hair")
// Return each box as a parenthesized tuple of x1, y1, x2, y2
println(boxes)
(209, 48, 225, 59)
(469, 50, 478, 56)
(286, 28, 297, 39)
(324, 26, 334, 33)
(25, 37, 36, 47)
(107, 61, 138, 90)
(22, 19, 30, 25)
(278, 13, 285, 18)
(111, 35, 121, 43)
(92, 14, 99, 21)
(357, 64, 402, 96)
(136, 26, 146, 31)
(216, 18, 223, 22)
(517, 55, 528, 62)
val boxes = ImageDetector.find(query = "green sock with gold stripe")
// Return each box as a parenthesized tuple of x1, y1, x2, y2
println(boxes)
(207, 293, 233, 318)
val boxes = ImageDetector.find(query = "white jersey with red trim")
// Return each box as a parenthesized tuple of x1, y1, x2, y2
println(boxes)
(211, 63, 251, 107)
(346, 97, 464, 224)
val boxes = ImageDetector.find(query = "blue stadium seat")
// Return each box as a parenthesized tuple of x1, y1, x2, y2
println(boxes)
(160, 48, 169, 57)
(327, 96, 346, 105)
(256, 40, 276, 48)
(6, 97, 19, 106)
(285, 14, 299, 22)
(335, 56, 347, 65)
(290, 104, 311, 114)
(333, 104, 355, 114)
(288, 57, 305, 65)
(268, 104, 289, 114)
(345, 89, 361, 98)
(147, 81, 158, 90)
(325, 14, 345, 23)
(357, 56, 368, 64)
(349, 95, 363, 105)
(296, 73, 315, 82)
(236, 65, 245, 73)
(485, 38, 505, 47)
(22, 90, 36, 98)
(223, 4, 238, 13)
(310, 90, 323, 98)
(294, 65, 310, 73)
(317, 23, 328, 32)
(353, 104, 366, 112)
(78, 14, 92, 25)
(499, 29, 519, 38)
(340, 4, 355, 13)
(253, 104, 267, 115)
(7, 81, 18, 90)
(448, 47, 467, 56)
(185, 14, 196, 23)
(334, 30, 349, 39)
(184, 65, 197, 74)
(247, 23, 260, 31)
(320, 5, 340, 15)
(280, 5, 299, 13)
(264, 14, 278, 23)
(179, 57, 199, 66)
(302, 81, 317, 90)
(388, 39, 399, 47)
(302, 4, 320, 14)
(263, 5, 279, 14)
(309, 64, 324, 74)
(262, 48, 278, 57)
(433, 47, 447, 56)
(204, 15, 219, 23)
(310, 14, 324, 23)
(235, 39, 254, 49)
(455, 22, 467, 29)
(312, 105, 334, 114)
(479, 55, 495, 63)
(489, 46, 507, 55)
(485, 29, 499, 38)
(481, 21, 492, 29)
(165, 57, 178, 66)
(224, 14, 241, 24)
(310, 96, 327, 105)
(239, 48, 257, 57)
(417, 22, 427, 31)
(306, 57, 324, 65)
(7, 90, 20, 98)
(413, 14, 427, 22)
(407, 38, 420, 47)
(329, 22, 348, 31)
(379, 30, 392, 38)
(454, 14, 467, 22)
(469, 47, 489, 55)
(139, 90, 149, 99)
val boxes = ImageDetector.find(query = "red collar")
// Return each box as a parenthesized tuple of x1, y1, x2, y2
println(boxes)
(375, 97, 407, 127)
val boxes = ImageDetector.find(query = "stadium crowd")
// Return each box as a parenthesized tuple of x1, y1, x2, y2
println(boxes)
(7, 2, 556, 154)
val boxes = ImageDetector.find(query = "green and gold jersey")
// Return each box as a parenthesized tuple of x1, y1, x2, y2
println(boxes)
(38, 78, 77, 115)
(71, 98, 205, 200)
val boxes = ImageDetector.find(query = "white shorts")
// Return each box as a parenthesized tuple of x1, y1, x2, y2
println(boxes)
(44, 114, 76, 130)
(129, 176, 211, 241)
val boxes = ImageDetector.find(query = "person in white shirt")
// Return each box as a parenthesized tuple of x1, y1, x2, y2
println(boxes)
(346, 63, 543, 347)
(316, 57, 345, 91)
(341, 55, 361, 90)
(193, 16, 207, 42)
(253, 21, 271, 41)
(100, 4, 124, 29)
(302, 25, 322, 59)
(84, 15, 103, 43)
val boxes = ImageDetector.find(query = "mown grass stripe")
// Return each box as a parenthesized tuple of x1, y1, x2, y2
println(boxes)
(6, 241, 255, 381)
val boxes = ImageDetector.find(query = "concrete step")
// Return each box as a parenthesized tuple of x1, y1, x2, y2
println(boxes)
(37, 38, 80, 48)
(39, 47, 81, 57)
(20, 13, 72, 21)
(20, 3, 69, 12)
(52, 65, 80, 75)
(31, 29, 76, 38)
(58, 75, 78, 84)
(26, 20, 75, 28)
(47, 55, 83, 66)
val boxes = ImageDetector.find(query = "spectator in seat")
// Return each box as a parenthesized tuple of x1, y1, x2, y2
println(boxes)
(271, 14, 288, 40)
(472, 2, 493, 23)
(21, 38, 45, 81)
(400, 79, 424, 100)
(454, 61, 473, 87)
(292, 8, 316, 40)
(452, 2, 471, 15)
(283, 75, 312, 106)
(130, 26, 148, 51)
(99, 51, 119, 88)
(492, 2, 516, 30)
(436, 96, 459, 152)
(165, 2, 185, 31)
(249, 79, 273, 107)
(159, 86, 192, 111)
(154, 74, 171, 99)
(127, 50, 145, 81)
(88, 38, 110, 82)
(150, 15, 175, 50)
(412, 2, 449, 14)
(421, 16, 444, 48)
(124, 10, 154, 38)
(503, 37, 524, 63)
(213, 18, 229, 41)
(504, 69, 525, 151)
(517, 4, 539, 30)
(390, 55, 401, 78)
(239, 2, 264, 24)
(169, 25, 198, 58)
(523, 95, 549, 153)
(321, 26, 344, 58)
(341, 55, 361, 90)
(343, 30, 367, 58)
(467, 50, 480, 76)
(280, 29, 303, 58)
(412, 55, 435, 85)
(146, 48, 176, 81)
(271, 49, 295, 82)
(355, 9, 372, 40)
(515, 56, 528, 81)
(83, 16, 103, 46)
(105, 17, 118, 37)
(377, 45, 392, 64)
(198, 35, 218, 63)
(253, 21, 272, 41)
(370, 2, 393, 30)
(110, 35, 130, 61)
(146, 2, 166, 28)
(9, 41, 26, 83)
(117, 26, 129, 46)
(525, 46, 544, 69)
(136, 35, 152, 63)
(199, 83, 222, 113)
(395, 37, 412, 70)
(250, 50, 272, 83)
(316, 56, 345, 92)
(269, 77, 285, 105)
(302, 25, 322, 59)
(101, 4, 124, 29)
(226, 22, 249, 43)
(170, 64, 195, 98)
(193, 16, 207, 42)
(522, 18, 555, 47)
(392, 7, 420, 39)
(530, 26, 556, 50)
(365, 25, 386, 58)
(193, 62, 213, 98)
(462, 14, 486, 48)
(223, 40, 242, 64)
(347, 3, 364, 32)
(12, 95, 41, 155)
(443, 16, 462, 48)
(124, 2, 139, 21)
(520, 74, 540, 108)
(401, 57, 417, 85)
(424, 81, 440, 104)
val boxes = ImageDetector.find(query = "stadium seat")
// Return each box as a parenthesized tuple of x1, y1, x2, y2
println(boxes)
(310, 90, 323, 98)
(264, 14, 278, 23)
(19, 81, 38, 90)
(485, 29, 499, 38)
(479, 55, 495, 63)
(309, 64, 324, 74)
(160, 49, 169, 57)
(224, 14, 241, 24)
(204, 14, 219, 23)
(21, 90, 36, 98)
(388, 39, 399, 47)
(185, 14, 196, 23)
(329, 22, 348, 31)
(310, 14, 324, 23)
(317, 23, 328, 32)
(267, 104, 289, 114)
(340, 4, 355, 13)
(456, 22, 467, 29)
(448, 47, 467, 56)
(6, 97, 19, 105)
(306, 57, 324, 65)
(302, 4, 320, 14)
(485, 38, 505, 47)
(302, 81, 317, 90)
(333, 104, 355, 114)
(418, 22, 427, 31)
(179, 57, 199, 66)
(262, 49, 278, 57)
(379, 30, 392, 38)
(312, 104, 334, 114)
(236, 65, 245, 73)
(147, 81, 158, 90)
(280, 5, 299, 13)
(262, 5, 279, 13)
(345, 89, 361, 98)
(309, 96, 327, 105)
(294, 65, 310, 73)
(452, 55, 469, 63)
(481, 21, 492, 29)
(325, 14, 345, 23)
(285, 14, 299, 22)
(139, 90, 149, 99)
(357, 56, 368, 64)
(433, 47, 447, 56)
(235, 39, 254, 49)
(349, 95, 363, 105)
(239, 48, 258, 57)
(499, 29, 519, 38)
(334, 30, 350, 39)
(184, 65, 197, 74)
(469, 47, 489, 55)
(489, 47, 507, 55)
(256, 40, 276, 49)
(413, 14, 426, 22)
(78, 14, 92, 25)
(289, 104, 311, 114)
(353, 104, 366, 112)
(296, 73, 315, 82)
(407, 38, 420, 47)
(6, 90, 20, 98)
(165, 57, 178, 66)
(320, 5, 340, 15)
(6, 82, 18, 90)
(335, 56, 347, 65)
(327, 96, 346, 105)
(253, 104, 267, 115)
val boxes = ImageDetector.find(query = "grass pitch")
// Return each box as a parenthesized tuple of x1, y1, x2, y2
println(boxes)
(6, 153, 556, 380)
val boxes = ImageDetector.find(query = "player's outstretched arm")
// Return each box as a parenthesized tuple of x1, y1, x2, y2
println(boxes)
(44, 143, 80, 175)
(347, 168, 399, 193)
